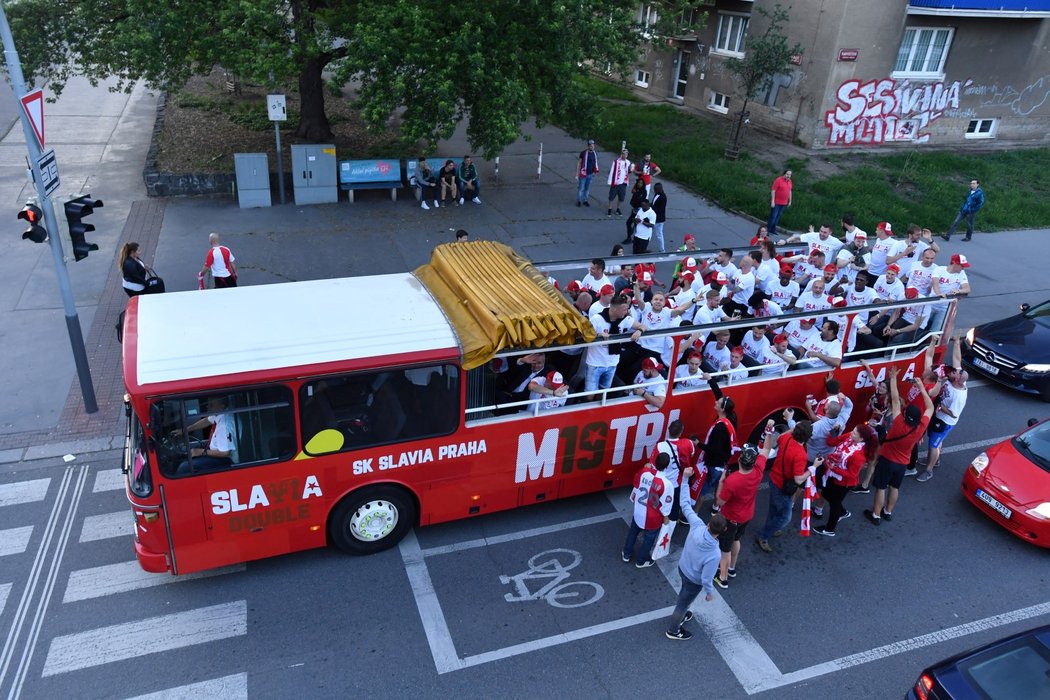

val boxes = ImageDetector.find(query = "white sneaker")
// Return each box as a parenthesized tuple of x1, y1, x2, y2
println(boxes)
(420, 201, 430, 210)
(458, 197, 464, 205)
(472, 197, 482, 205)
(433, 200, 440, 209)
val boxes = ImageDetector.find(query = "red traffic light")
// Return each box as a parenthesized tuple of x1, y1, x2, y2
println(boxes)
(18, 203, 47, 243)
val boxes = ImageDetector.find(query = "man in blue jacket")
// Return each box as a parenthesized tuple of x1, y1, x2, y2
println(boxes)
(664, 485, 726, 641)
(941, 178, 984, 242)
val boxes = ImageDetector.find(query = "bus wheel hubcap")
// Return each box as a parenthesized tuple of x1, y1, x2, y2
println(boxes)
(350, 500, 398, 541)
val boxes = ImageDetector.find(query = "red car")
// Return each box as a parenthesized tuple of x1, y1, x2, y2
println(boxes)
(961, 418, 1050, 548)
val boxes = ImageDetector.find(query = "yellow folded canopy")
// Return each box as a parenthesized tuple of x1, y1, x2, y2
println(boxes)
(414, 241, 596, 369)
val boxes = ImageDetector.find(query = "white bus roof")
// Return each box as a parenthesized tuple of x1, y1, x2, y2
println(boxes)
(132, 274, 459, 386)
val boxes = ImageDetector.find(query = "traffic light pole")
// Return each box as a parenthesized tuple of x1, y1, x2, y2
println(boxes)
(0, 5, 98, 413)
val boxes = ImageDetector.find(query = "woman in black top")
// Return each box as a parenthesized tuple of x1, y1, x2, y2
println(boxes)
(119, 242, 148, 297)
(622, 179, 648, 244)
(699, 375, 739, 511)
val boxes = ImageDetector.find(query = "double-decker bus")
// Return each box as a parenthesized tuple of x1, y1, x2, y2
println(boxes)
(122, 241, 955, 575)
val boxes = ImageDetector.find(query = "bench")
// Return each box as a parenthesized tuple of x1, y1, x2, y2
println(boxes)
(406, 157, 463, 201)
(338, 159, 403, 202)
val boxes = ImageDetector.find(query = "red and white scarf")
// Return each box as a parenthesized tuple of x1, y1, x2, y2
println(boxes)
(800, 472, 817, 537)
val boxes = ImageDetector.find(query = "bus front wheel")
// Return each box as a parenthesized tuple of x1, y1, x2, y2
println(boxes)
(328, 485, 417, 555)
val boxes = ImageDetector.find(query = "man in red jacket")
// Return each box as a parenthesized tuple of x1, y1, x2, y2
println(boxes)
(756, 419, 813, 552)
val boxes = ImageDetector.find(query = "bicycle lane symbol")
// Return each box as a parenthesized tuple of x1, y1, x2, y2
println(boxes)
(499, 549, 605, 609)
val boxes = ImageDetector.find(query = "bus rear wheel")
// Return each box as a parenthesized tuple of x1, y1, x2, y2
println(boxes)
(328, 485, 417, 554)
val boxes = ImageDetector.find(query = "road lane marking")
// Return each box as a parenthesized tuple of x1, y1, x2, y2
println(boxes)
(420, 512, 624, 556)
(41, 601, 248, 677)
(941, 434, 1013, 456)
(0, 584, 9, 617)
(124, 673, 248, 700)
(0, 526, 33, 557)
(8, 465, 89, 697)
(80, 511, 134, 542)
(63, 561, 245, 603)
(92, 469, 124, 493)
(760, 599, 1050, 693)
(0, 478, 50, 508)
(400, 531, 465, 673)
(0, 468, 76, 690)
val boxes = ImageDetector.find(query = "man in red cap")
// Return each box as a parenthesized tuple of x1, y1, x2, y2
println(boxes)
(929, 254, 972, 331)
(678, 233, 699, 252)
(804, 263, 839, 296)
(873, 263, 906, 302)
(770, 263, 800, 311)
(761, 332, 798, 375)
(887, 288, 932, 346)
(633, 356, 667, 410)
(783, 317, 819, 357)
(672, 255, 700, 291)
(869, 222, 908, 278)
(527, 370, 570, 411)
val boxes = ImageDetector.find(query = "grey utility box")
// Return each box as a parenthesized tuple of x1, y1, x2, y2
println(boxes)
(291, 144, 338, 205)
(234, 153, 272, 208)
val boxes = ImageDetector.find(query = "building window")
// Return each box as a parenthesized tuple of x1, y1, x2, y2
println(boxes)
(893, 27, 953, 78)
(708, 91, 730, 114)
(635, 70, 651, 88)
(965, 119, 997, 139)
(714, 13, 749, 57)
(639, 3, 658, 36)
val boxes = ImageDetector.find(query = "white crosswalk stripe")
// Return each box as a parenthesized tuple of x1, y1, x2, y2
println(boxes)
(42, 601, 248, 677)
(79, 511, 134, 542)
(124, 673, 248, 700)
(0, 583, 10, 617)
(0, 478, 50, 507)
(0, 526, 34, 557)
(91, 469, 124, 493)
(63, 561, 245, 603)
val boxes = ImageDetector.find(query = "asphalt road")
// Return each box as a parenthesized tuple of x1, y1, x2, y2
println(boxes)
(2, 284, 1048, 699)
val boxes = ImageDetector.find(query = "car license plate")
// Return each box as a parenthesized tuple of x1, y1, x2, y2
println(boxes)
(972, 357, 999, 375)
(977, 489, 1012, 519)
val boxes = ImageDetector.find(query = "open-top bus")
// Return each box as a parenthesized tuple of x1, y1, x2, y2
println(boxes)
(122, 241, 955, 574)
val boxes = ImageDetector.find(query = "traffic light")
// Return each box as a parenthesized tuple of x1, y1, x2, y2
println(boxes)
(18, 203, 47, 243)
(64, 195, 102, 261)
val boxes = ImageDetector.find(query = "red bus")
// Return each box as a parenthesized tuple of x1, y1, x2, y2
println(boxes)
(122, 241, 954, 574)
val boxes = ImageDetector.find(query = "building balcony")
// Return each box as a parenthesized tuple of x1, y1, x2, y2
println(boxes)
(908, 0, 1050, 17)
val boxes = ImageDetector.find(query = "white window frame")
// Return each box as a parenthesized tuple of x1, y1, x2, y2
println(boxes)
(713, 12, 749, 58)
(965, 118, 997, 140)
(639, 3, 658, 37)
(708, 91, 730, 115)
(892, 27, 953, 80)
(635, 70, 651, 88)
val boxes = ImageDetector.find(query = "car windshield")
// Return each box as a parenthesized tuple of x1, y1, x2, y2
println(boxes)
(1014, 421, 1050, 474)
(1022, 300, 1050, 328)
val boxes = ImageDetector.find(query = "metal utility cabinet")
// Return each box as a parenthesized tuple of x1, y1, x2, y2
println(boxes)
(291, 144, 338, 205)
(234, 153, 272, 208)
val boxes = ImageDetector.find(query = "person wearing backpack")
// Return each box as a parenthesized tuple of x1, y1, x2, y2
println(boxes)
(756, 418, 813, 553)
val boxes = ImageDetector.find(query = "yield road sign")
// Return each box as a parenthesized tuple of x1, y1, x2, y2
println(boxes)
(37, 149, 60, 197)
(20, 89, 45, 148)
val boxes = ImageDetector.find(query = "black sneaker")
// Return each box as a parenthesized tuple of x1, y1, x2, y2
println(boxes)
(607, 209, 612, 217)
(939, 233, 951, 242)
(851, 485, 871, 494)
(864, 509, 881, 526)
(616, 208, 622, 216)
(963, 235, 971, 241)
(841, 510, 852, 521)
(881, 509, 893, 522)
(622, 553, 630, 563)
(813, 526, 836, 537)
(666, 628, 693, 641)
(727, 567, 737, 578)
(636, 559, 655, 569)
(576, 201, 581, 207)
(682, 611, 694, 624)
(713, 575, 728, 589)
(583, 201, 590, 207)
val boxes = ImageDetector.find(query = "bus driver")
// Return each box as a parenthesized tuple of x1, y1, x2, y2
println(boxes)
(178, 396, 235, 474)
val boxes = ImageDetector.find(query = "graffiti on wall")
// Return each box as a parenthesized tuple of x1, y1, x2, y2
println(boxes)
(825, 77, 973, 146)
(966, 74, 1050, 116)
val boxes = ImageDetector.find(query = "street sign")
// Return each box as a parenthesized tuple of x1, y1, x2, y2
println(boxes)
(37, 149, 59, 196)
(20, 89, 45, 147)
(267, 94, 287, 121)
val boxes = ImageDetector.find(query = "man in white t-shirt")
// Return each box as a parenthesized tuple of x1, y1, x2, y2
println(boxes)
(787, 250, 826, 286)
(803, 264, 839, 296)
(780, 223, 843, 261)
(180, 396, 235, 473)
(841, 216, 867, 250)
(632, 357, 667, 411)
(674, 351, 707, 389)
(581, 259, 612, 296)
(784, 317, 819, 356)
(770, 264, 801, 311)
(701, 331, 732, 373)
(741, 325, 772, 366)
(868, 222, 907, 276)
(873, 264, 906, 302)
(844, 272, 878, 351)
(919, 334, 967, 482)
(585, 296, 643, 393)
(887, 288, 932, 346)
(761, 333, 798, 375)
(632, 199, 657, 252)
(725, 346, 750, 383)
(589, 284, 616, 316)
(749, 291, 785, 321)
(691, 289, 732, 329)
(906, 248, 938, 296)
(798, 321, 843, 369)
(896, 224, 939, 281)
(707, 248, 739, 285)
(526, 371, 570, 411)
(796, 278, 832, 317)
(929, 254, 972, 332)
(201, 233, 238, 288)
(634, 290, 695, 369)
(724, 255, 757, 316)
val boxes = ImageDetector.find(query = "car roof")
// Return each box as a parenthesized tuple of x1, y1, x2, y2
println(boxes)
(924, 624, 1050, 691)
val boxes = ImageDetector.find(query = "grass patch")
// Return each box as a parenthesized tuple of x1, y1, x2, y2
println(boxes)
(572, 74, 641, 103)
(560, 88, 1050, 231)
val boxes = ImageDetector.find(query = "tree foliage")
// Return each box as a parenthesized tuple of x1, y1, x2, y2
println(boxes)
(4, 0, 659, 156)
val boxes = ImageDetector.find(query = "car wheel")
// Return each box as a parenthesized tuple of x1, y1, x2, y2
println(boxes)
(328, 485, 417, 554)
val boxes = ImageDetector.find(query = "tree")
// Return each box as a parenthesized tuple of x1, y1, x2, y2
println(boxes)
(722, 4, 803, 160)
(5, 0, 651, 155)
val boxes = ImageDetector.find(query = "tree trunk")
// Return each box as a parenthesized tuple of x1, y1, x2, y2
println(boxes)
(295, 56, 332, 141)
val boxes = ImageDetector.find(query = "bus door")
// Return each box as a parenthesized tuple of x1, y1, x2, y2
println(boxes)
(151, 386, 307, 574)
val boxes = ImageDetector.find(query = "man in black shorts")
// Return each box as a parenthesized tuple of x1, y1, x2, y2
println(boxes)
(711, 427, 774, 588)
(866, 368, 933, 526)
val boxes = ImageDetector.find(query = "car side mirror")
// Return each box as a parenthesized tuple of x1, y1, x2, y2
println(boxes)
(1028, 418, 1039, 427)
(1020, 303, 1030, 313)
